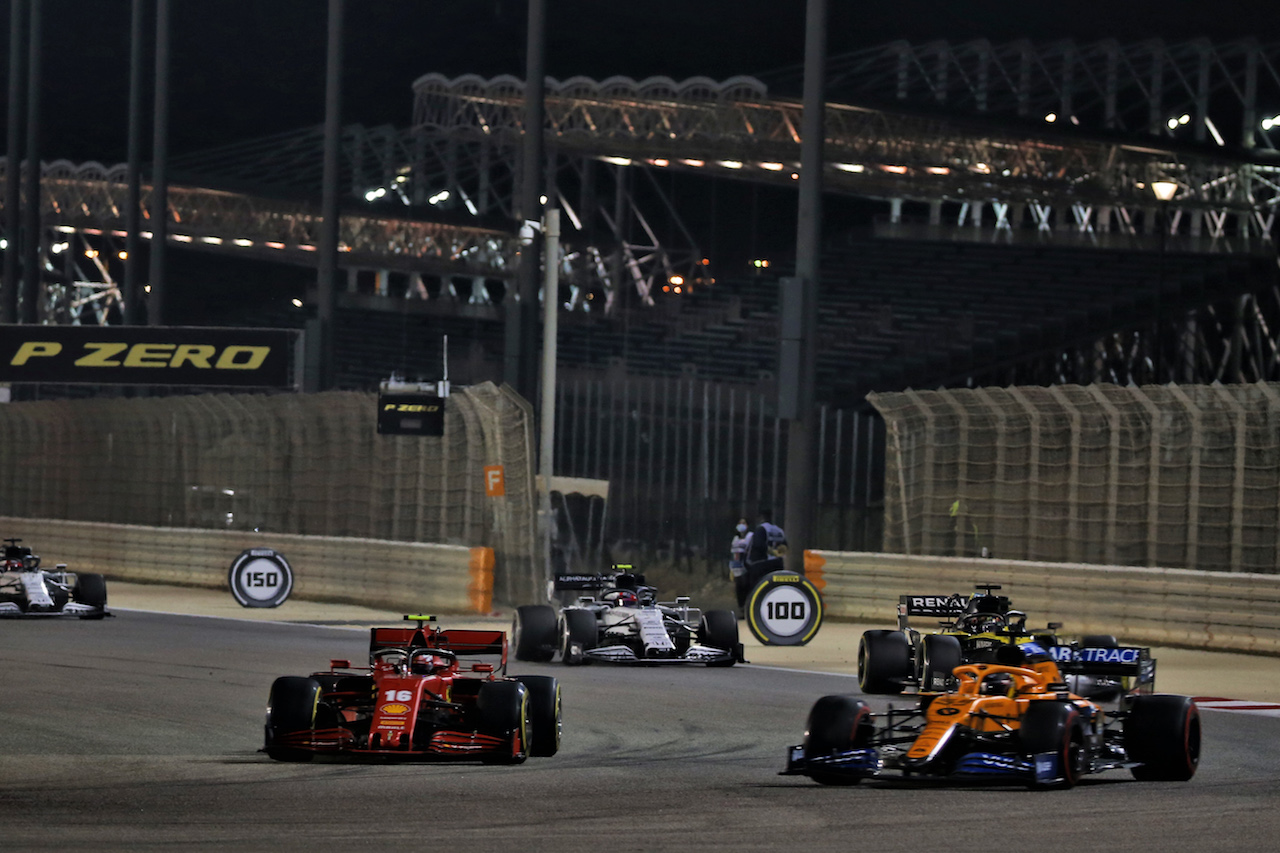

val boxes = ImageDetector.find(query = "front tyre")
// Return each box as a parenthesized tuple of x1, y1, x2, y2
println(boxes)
(1020, 701, 1085, 789)
(72, 572, 108, 619)
(513, 604, 559, 662)
(857, 630, 911, 694)
(264, 676, 321, 762)
(478, 681, 529, 765)
(803, 695, 871, 786)
(1125, 694, 1201, 781)
(559, 609, 597, 665)
(699, 609, 739, 667)
(514, 675, 562, 757)
(918, 634, 963, 692)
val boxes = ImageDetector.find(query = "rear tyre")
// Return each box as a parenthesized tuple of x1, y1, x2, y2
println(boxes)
(559, 609, 597, 666)
(700, 609, 739, 667)
(1081, 634, 1119, 648)
(264, 676, 320, 762)
(857, 630, 911, 694)
(514, 675, 562, 757)
(513, 605, 559, 662)
(73, 573, 108, 619)
(1020, 701, 1085, 789)
(478, 681, 529, 764)
(1125, 694, 1201, 781)
(918, 634, 963, 692)
(803, 695, 872, 786)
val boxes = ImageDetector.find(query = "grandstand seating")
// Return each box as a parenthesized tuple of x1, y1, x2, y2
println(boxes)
(215, 233, 1275, 403)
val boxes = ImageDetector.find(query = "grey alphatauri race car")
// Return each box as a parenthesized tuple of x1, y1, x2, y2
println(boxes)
(0, 538, 109, 619)
(512, 567, 743, 666)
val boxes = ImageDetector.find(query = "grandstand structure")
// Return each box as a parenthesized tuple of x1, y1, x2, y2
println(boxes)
(4, 37, 1280, 559)
(1, 38, 1277, 345)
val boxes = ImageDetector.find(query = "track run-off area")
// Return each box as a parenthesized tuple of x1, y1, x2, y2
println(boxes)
(3, 584, 1280, 852)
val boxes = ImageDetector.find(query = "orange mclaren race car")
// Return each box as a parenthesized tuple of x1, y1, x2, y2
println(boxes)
(782, 644, 1200, 789)
(263, 616, 561, 763)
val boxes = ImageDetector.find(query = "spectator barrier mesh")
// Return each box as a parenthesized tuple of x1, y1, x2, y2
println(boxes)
(868, 382, 1280, 573)
(0, 382, 539, 605)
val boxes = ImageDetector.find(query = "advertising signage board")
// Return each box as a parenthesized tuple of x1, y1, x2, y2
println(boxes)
(0, 325, 299, 387)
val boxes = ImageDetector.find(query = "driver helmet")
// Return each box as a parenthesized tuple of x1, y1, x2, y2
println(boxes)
(410, 653, 446, 675)
(980, 672, 1015, 696)
(962, 612, 1005, 633)
(602, 589, 638, 607)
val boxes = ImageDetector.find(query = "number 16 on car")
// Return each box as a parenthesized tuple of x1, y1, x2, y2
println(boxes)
(746, 572, 824, 646)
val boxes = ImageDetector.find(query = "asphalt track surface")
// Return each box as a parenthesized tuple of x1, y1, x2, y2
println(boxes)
(3, 607, 1280, 852)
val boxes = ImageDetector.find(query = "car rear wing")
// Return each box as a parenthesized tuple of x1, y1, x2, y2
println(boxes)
(369, 624, 509, 670)
(1026, 642, 1157, 691)
(431, 629, 506, 658)
(896, 594, 967, 629)
(554, 573, 615, 591)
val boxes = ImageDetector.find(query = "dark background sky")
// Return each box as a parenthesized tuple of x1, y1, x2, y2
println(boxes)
(6, 1, 1279, 165)
(3, 0, 1277, 329)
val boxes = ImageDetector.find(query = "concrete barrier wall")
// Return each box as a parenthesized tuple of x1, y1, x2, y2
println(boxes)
(805, 550, 1280, 655)
(1, 517, 494, 615)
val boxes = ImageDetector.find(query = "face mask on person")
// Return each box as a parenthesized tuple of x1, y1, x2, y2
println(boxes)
(736, 524, 747, 534)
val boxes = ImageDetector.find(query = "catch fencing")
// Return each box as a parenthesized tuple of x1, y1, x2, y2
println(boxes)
(0, 517, 496, 614)
(868, 382, 1280, 573)
(0, 382, 540, 605)
(807, 550, 1280, 654)
(551, 374, 884, 569)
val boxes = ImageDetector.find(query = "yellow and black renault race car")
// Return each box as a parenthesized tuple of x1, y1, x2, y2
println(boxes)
(857, 583, 1154, 699)
(784, 644, 1199, 789)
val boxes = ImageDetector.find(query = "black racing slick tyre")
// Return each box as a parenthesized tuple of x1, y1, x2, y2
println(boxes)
(803, 695, 872, 786)
(1124, 694, 1201, 781)
(700, 609, 740, 667)
(72, 573, 108, 619)
(513, 605, 559, 662)
(559, 609, 597, 665)
(478, 680, 529, 765)
(514, 675, 562, 757)
(918, 634, 963, 692)
(857, 630, 911, 695)
(1020, 702, 1086, 789)
(1081, 634, 1119, 648)
(264, 676, 320, 762)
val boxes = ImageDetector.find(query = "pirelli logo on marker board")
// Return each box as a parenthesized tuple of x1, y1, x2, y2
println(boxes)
(376, 392, 445, 436)
(0, 325, 298, 387)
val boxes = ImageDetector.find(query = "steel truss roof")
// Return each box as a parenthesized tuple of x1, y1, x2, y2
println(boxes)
(27, 158, 516, 277)
(6, 56, 1280, 325)
(762, 38, 1280, 150)
(0, 157, 517, 324)
(412, 72, 1280, 245)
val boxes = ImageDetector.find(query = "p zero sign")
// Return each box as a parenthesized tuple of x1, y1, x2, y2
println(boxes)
(0, 325, 299, 387)
(377, 392, 445, 436)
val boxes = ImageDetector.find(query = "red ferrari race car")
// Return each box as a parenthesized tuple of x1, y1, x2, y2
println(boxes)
(263, 616, 561, 763)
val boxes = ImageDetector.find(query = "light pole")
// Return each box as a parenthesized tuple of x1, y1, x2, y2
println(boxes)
(539, 209, 560, 592)
(1151, 180, 1177, 383)
(780, 0, 827, 574)
(2, 0, 26, 325)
